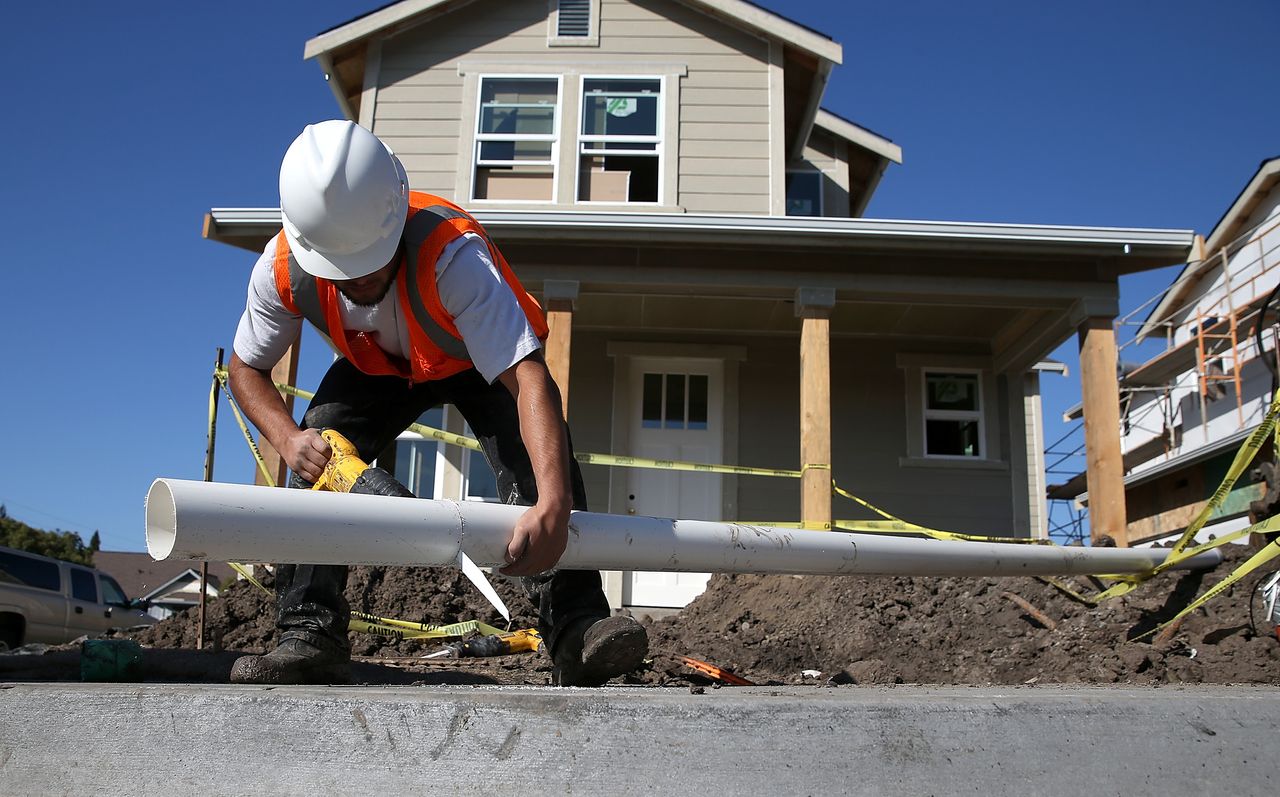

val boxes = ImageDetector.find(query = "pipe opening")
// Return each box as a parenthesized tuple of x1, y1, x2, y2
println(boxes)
(145, 479, 178, 561)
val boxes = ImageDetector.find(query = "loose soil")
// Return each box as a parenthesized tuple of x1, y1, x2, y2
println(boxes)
(7, 543, 1277, 686)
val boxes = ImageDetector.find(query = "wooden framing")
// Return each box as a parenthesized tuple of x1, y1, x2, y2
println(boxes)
(542, 280, 579, 419)
(797, 288, 835, 528)
(1077, 316, 1127, 546)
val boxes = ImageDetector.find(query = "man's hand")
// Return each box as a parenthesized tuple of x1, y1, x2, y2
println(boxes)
(501, 500, 570, 577)
(281, 428, 332, 484)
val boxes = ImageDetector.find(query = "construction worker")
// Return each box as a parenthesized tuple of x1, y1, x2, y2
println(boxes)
(226, 120, 648, 685)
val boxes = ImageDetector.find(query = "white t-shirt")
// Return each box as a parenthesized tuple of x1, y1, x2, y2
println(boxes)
(233, 233, 541, 384)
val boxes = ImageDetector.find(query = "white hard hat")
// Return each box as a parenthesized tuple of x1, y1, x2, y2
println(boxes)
(278, 120, 409, 280)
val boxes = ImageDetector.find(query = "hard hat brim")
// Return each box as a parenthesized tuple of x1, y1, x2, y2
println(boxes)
(282, 205, 407, 281)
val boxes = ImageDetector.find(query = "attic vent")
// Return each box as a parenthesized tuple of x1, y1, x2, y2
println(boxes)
(557, 0, 591, 37)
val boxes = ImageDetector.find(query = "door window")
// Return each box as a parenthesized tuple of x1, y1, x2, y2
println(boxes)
(99, 574, 129, 607)
(642, 372, 709, 430)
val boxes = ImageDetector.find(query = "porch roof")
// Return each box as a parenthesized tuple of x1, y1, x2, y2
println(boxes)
(206, 208, 1192, 273)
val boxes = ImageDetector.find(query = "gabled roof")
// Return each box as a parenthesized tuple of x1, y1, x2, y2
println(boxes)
(814, 108, 902, 166)
(93, 551, 236, 602)
(304, 0, 841, 64)
(1137, 156, 1280, 341)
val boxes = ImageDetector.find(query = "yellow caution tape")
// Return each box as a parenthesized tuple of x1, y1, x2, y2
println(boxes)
(1036, 576, 1100, 606)
(214, 371, 277, 488)
(1091, 389, 1280, 603)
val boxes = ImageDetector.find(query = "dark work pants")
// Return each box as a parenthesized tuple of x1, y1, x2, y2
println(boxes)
(276, 357, 610, 657)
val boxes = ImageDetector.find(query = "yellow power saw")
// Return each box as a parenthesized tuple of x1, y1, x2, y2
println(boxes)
(310, 428, 511, 624)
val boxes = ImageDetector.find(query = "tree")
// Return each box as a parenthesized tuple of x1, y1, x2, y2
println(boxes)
(0, 517, 95, 565)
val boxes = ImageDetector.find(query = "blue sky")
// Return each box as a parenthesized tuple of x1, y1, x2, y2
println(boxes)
(1, 1, 1276, 551)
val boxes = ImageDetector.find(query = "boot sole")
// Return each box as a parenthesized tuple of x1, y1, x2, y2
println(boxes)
(555, 619, 649, 687)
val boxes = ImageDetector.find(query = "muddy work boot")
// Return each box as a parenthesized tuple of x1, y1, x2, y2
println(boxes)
(229, 638, 351, 685)
(551, 615, 648, 687)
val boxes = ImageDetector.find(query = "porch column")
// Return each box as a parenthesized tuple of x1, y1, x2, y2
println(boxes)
(543, 280, 579, 419)
(797, 288, 835, 529)
(1077, 316, 1128, 546)
(256, 337, 300, 489)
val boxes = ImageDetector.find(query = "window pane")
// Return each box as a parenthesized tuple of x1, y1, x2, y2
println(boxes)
(70, 568, 97, 602)
(582, 79, 660, 137)
(394, 408, 442, 498)
(642, 373, 663, 428)
(665, 374, 686, 429)
(99, 575, 129, 606)
(926, 373, 979, 412)
(478, 140, 553, 163)
(479, 79, 557, 135)
(474, 164, 554, 200)
(926, 419, 981, 457)
(0, 551, 60, 591)
(688, 375, 708, 430)
(785, 172, 822, 217)
(578, 154, 658, 202)
(467, 451, 500, 501)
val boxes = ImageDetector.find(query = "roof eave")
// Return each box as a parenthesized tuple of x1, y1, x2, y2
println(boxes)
(814, 108, 903, 164)
(304, 0, 843, 64)
(206, 207, 1192, 265)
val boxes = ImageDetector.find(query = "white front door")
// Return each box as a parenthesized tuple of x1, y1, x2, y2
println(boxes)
(624, 357, 723, 608)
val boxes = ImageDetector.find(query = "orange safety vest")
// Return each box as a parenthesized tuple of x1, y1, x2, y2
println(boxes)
(271, 191, 549, 382)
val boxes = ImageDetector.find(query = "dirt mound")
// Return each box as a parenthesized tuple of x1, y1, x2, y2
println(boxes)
(133, 565, 538, 657)
(644, 542, 1280, 685)
(131, 544, 1279, 687)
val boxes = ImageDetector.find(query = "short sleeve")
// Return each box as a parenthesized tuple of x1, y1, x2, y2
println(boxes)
(232, 241, 303, 369)
(435, 235, 541, 383)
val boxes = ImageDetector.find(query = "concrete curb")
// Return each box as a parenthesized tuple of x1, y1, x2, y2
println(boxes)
(1, 683, 1276, 795)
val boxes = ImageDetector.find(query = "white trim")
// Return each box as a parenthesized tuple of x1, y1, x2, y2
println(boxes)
(921, 369, 986, 460)
(814, 108, 902, 164)
(469, 74, 564, 205)
(305, 0, 841, 65)
(574, 75, 665, 206)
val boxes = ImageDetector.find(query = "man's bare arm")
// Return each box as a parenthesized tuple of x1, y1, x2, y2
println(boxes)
(496, 351, 572, 576)
(227, 353, 331, 483)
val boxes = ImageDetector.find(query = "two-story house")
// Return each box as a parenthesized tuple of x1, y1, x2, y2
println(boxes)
(204, 0, 1194, 610)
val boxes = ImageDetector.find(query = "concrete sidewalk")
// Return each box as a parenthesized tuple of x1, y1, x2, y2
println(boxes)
(1, 683, 1276, 795)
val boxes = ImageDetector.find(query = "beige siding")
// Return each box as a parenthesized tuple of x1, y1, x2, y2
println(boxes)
(372, 0, 773, 211)
(563, 328, 1019, 535)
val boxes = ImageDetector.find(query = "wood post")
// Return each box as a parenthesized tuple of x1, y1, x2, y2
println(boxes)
(543, 280, 579, 419)
(797, 288, 835, 529)
(1077, 316, 1128, 546)
(256, 337, 301, 489)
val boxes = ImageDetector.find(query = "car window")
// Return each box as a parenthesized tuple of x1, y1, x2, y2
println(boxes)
(0, 550, 61, 592)
(99, 574, 129, 607)
(70, 568, 98, 603)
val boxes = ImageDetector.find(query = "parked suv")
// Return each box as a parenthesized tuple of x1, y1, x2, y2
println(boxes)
(0, 545, 157, 650)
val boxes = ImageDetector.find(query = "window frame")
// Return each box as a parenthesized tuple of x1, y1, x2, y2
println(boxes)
(470, 74, 564, 205)
(575, 74, 665, 206)
(921, 369, 985, 460)
(785, 169, 824, 217)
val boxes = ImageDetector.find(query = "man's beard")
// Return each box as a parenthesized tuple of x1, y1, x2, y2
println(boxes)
(336, 261, 400, 307)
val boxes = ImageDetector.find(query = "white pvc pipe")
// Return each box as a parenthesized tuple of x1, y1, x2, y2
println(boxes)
(146, 478, 1222, 576)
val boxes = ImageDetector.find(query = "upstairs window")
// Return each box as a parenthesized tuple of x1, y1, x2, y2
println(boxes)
(923, 372, 983, 457)
(578, 78, 661, 203)
(785, 171, 823, 216)
(473, 77, 559, 202)
(557, 0, 591, 37)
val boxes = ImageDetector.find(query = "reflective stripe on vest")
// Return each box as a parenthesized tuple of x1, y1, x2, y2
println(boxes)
(402, 205, 471, 361)
(285, 205, 472, 362)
